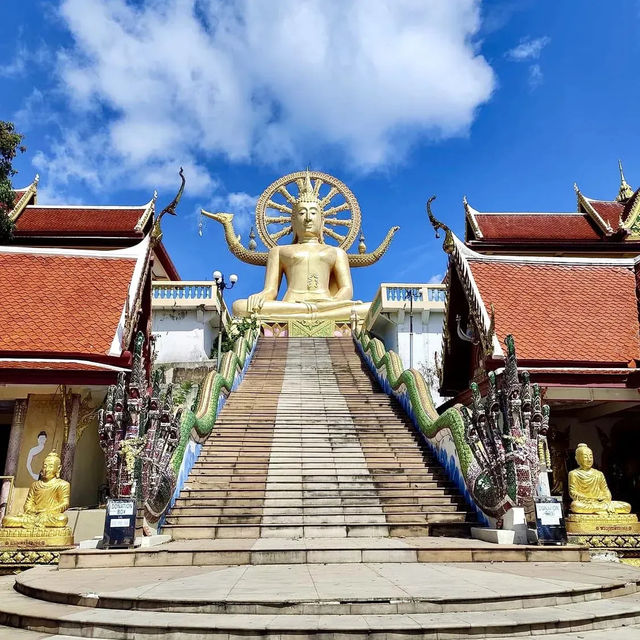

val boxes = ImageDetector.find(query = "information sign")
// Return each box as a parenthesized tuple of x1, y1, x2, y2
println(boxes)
(101, 498, 137, 549)
(534, 496, 567, 545)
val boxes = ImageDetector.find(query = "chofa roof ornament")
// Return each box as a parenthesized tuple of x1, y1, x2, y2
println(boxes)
(426, 195, 454, 254)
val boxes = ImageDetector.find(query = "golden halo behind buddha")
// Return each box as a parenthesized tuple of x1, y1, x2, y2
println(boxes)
(255, 170, 361, 250)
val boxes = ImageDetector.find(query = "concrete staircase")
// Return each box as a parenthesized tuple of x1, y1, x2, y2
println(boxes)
(162, 337, 476, 540)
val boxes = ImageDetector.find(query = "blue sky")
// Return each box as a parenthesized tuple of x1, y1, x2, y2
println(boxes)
(2, 1, 639, 306)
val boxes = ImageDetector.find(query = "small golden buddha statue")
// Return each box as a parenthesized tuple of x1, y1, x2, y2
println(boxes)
(566, 443, 640, 534)
(232, 172, 369, 322)
(0, 451, 73, 547)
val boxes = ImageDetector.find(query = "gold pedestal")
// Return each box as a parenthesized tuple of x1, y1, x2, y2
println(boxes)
(261, 319, 352, 338)
(0, 526, 74, 548)
(565, 513, 640, 535)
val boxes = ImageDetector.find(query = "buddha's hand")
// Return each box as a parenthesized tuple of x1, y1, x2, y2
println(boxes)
(247, 294, 266, 313)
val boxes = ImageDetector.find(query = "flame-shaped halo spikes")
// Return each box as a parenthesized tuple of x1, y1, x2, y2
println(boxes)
(255, 170, 361, 250)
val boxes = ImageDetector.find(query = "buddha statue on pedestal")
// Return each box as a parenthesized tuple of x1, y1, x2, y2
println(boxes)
(233, 172, 368, 321)
(0, 451, 74, 547)
(202, 170, 399, 330)
(566, 443, 640, 534)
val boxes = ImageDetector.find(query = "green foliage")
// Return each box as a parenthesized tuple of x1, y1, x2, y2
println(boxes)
(221, 316, 259, 354)
(0, 121, 26, 241)
(172, 380, 194, 407)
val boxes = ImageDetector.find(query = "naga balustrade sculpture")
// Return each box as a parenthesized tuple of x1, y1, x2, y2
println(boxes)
(355, 329, 551, 522)
(98, 333, 180, 514)
(461, 335, 550, 516)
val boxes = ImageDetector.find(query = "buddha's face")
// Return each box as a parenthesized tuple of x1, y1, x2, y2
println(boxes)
(292, 201, 322, 241)
(576, 446, 593, 470)
(41, 455, 61, 481)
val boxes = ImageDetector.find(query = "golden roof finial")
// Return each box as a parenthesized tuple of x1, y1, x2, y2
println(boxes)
(617, 159, 634, 202)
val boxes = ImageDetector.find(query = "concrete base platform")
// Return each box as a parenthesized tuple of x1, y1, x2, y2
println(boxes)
(471, 527, 516, 544)
(58, 535, 589, 569)
(2, 561, 640, 638)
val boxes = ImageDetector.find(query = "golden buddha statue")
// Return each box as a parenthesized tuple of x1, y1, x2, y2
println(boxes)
(566, 443, 640, 534)
(0, 451, 73, 547)
(234, 172, 368, 321)
(202, 170, 399, 329)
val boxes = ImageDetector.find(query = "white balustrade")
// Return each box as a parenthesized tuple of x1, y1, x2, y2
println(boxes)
(378, 283, 446, 309)
(152, 282, 214, 301)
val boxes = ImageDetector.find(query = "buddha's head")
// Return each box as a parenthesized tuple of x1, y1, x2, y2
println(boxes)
(41, 452, 62, 481)
(575, 443, 594, 470)
(291, 171, 323, 243)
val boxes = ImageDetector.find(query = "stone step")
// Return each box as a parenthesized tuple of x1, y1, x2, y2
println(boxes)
(16, 562, 640, 616)
(170, 503, 464, 515)
(174, 495, 467, 508)
(186, 470, 444, 478)
(162, 522, 474, 540)
(179, 487, 456, 496)
(187, 462, 438, 469)
(58, 537, 590, 569)
(3, 568, 638, 639)
(164, 512, 470, 527)
(184, 479, 450, 489)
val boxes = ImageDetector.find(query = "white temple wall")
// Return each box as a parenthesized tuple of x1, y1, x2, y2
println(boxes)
(152, 308, 220, 364)
(375, 309, 445, 406)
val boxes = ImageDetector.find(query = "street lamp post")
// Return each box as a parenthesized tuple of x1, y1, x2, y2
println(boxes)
(213, 270, 238, 369)
(405, 288, 417, 370)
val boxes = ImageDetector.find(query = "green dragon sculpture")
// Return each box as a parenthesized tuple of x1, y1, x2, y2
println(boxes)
(354, 329, 549, 523)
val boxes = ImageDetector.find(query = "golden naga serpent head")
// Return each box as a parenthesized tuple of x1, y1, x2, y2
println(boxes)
(201, 170, 399, 268)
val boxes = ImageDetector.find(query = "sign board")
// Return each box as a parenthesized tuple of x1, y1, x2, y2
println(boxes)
(534, 496, 567, 545)
(101, 498, 137, 549)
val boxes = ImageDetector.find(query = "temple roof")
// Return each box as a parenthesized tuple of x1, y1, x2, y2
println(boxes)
(5, 177, 179, 280)
(8, 176, 38, 219)
(448, 235, 640, 367)
(464, 164, 640, 248)
(0, 359, 127, 372)
(14, 202, 153, 238)
(466, 209, 601, 242)
(0, 239, 150, 374)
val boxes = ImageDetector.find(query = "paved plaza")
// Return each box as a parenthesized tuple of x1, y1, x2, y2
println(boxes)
(1, 559, 640, 638)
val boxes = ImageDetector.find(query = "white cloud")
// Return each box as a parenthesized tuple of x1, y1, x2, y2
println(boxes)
(0, 45, 51, 79)
(506, 36, 550, 91)
(39, 0, 495, 196)
(427, 273, 444, 284)
(528, 64, 543, 89)
(32, 128, 215, 201)
(202, 191, 258, 237)
(506, 36, 550, 61)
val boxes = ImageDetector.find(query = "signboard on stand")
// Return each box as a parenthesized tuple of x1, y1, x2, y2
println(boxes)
(101, 498, 137, 549)
(534, 496, 567, 545)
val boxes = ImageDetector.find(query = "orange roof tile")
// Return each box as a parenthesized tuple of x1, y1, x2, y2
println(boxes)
(584, 199, 625, 229)
(15, 206, 147, 236)
(467, 259, 640, 364)
(0, 252, 136, 359)
(472, 214, 601, 241)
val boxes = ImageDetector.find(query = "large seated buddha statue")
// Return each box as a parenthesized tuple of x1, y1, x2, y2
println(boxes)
(566, 443, 640, 534)
(202, 170, 399, 326)
(0, 451, 74, 547)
